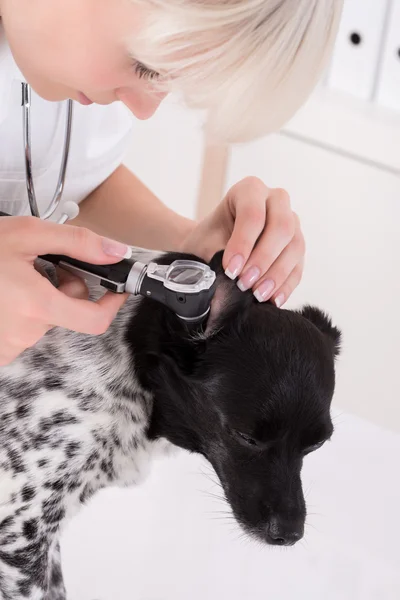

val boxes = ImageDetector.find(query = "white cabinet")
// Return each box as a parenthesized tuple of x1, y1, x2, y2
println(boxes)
(283, 87, 400, 174)
(327, 0, 389, 100)
(375, 0, 400, 111)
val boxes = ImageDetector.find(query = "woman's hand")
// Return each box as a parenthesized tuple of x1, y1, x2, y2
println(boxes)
(182, 177, 305, 307)
(0, 216, 132, 366)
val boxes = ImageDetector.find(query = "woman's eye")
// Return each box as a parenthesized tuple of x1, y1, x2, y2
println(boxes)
(133, 61, 160, 81)
(235, 431, 258, 447)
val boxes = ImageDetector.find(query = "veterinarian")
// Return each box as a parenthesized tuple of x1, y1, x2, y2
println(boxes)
(0, 0, 342, 366)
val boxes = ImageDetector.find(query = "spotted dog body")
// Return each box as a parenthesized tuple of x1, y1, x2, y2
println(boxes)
(0, 251, 167, 600)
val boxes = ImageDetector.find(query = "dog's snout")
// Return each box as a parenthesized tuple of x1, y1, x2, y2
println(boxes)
(266, 515, 304, 546)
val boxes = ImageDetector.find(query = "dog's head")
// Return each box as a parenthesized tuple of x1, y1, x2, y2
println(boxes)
(129, 251, 341, 547)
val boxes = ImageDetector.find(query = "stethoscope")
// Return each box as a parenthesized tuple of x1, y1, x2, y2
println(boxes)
(0, 83, 217, 324)
(22, 82, 77, 224)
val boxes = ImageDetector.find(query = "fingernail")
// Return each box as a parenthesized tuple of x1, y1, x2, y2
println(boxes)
(225, 254, 244, 280)
(237, 267, 261, 292)
(275, 293, 285, 309)
(254, 279, 275, 303)
(102, 238, 132, 259)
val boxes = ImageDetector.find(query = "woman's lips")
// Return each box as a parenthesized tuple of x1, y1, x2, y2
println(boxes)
(77, 92, 93, 106)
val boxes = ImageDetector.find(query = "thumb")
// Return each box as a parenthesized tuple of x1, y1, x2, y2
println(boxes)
(15, 218, 132, 264)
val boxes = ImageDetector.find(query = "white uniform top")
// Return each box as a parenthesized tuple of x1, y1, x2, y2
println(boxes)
(0, 23, 134, 219)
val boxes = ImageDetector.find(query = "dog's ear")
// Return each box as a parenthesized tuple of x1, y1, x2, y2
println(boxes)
(144, 250, 252, 380)
(203, 251, 252, 336)
(299, 305, 341, 357)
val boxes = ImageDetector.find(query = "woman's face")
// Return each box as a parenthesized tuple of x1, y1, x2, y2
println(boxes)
(0, 0, 167, 118)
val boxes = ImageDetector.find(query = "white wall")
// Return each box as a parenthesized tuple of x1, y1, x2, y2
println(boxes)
(123, 96, 206, 221)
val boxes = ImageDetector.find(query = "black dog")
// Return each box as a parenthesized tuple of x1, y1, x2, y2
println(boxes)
(132, 251, 341, 546)
(0, 250, 340, 600)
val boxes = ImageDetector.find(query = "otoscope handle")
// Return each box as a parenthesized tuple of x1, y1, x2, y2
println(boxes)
(38, 253, 133, 287)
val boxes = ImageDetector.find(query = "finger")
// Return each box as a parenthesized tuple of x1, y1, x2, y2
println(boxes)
(0, 351, 18, 367)
(9, 217, 132, 264)
(57, 269, 89, 301)
(271, 262, 304, 308)
(6, 327, 51, 351)
(0, 324, 51, 366)
(44, 283, 129, 335)
(242, 188, 295, 276)
(0, 338, 21, 365)
(236, 205, 299, 295)
(223, 178, 268, 278)
(34, 260, 51, 280)
(250, 226, 305, 302)
(34, 259, 60, 289)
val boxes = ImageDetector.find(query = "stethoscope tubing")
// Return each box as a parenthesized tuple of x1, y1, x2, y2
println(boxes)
(21, 82, 73, 221)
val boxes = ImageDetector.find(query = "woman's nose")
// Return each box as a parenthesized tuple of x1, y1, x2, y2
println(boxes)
(115, 87, 168, 119)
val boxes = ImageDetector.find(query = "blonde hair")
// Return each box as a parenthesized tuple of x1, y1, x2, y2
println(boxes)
(129, 0, 343, 143)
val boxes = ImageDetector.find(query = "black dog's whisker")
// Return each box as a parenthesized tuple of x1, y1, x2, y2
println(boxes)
(304, 483, 315, 500)
(206, 509, 234, 516)
(201, 492, 227, 505)
(206, 515, 237, 524)
(207, 493, 224, 503)
(200, 477, 225, 494)
(199, 466, 223, 487)
(305, 521, 321, 533)
(298, 539, 309, 552)
(205, 473, 223, 485)
(233, 529, 255, 549)
(306, 511, 326, 519)
(332, 411, 346, 426)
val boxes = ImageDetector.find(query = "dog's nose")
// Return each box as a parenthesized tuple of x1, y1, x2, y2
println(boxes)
(266, 515, 304, 546)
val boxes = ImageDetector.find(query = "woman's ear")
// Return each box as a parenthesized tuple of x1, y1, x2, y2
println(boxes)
(299, 305, 342, 357)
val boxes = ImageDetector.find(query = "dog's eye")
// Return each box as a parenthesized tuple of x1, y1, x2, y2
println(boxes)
(303, 441, 325, 455)
(235, 431, 258, 447)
